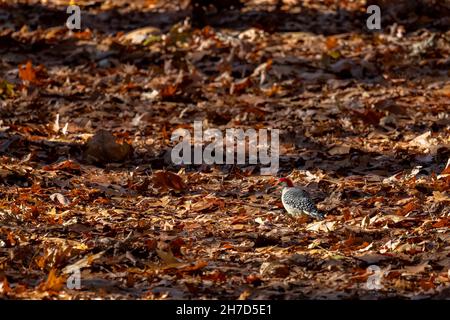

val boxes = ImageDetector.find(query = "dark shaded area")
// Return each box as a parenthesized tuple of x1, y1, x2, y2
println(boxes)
(1, 1, 448, 86)
(1, 1, 449, 36)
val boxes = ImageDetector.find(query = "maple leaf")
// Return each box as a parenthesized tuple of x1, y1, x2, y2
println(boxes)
(18, 61, 37, 84)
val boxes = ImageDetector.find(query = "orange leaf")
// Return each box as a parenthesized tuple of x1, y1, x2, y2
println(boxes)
(160, 84, 178, 98)
(264, 83, 281, 97)
(396, 202, 416, 216)
(419, 278, 435, 291)
(435, 84, 450, 98)
(432, 218, 449, 228)
(42, 160, 81, 173)
(35, 256, 46, 269)
(73, 29, 92, 40)
(39, 269, 66, 292)
(326, 36, 338, 50)
(18, 61, 36, 83)
(6, 231, 16, 246)
(179, 260, 208, 273)
(222, 243, 234, 250)
(0, 278, 11, 295)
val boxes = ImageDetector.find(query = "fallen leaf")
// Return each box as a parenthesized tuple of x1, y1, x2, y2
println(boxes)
(396, 202, 417, 216)
(355, 253, 390, 264)
(403, 263, 429, 274)
(83, 130, 132, 165)
(38, 269, 66, 292)
(325, 36, 338, 50)
(62, 251, 105, 274)
(50, 193, 70, 206)
(152, 171, 186, 191)
(18, 61, 36, 84)
(159, 84, 178, 98)
(328, 145, 351, 155)
(306, 220, 337, 232)
(259, 262, 290, 278)
(156, 248, 180, 265)
(0, 278, 11, 295)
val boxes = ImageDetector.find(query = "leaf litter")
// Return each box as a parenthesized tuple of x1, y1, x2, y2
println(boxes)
(0, 0, 449, 299)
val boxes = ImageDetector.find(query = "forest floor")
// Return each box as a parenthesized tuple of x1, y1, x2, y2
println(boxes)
(0, 0, 449, 299)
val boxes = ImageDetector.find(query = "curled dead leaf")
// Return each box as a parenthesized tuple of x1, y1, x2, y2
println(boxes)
(50, 193, 70, 206)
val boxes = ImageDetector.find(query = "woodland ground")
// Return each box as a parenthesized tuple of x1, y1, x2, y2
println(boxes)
(0, 0, 449, 299)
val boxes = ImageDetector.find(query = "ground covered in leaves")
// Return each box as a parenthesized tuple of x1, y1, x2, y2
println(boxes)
(0, 0, 449, 299)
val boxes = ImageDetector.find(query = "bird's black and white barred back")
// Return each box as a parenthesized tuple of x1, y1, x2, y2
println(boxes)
(278, 178, 324, 220)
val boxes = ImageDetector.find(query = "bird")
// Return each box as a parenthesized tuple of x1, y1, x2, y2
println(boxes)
(278, 177, 324, 220)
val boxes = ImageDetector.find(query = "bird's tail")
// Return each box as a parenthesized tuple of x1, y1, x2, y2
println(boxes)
(311, 210, 325, 220)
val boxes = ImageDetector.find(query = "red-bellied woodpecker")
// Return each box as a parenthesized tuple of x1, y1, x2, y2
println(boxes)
(278, 178, 324, 220)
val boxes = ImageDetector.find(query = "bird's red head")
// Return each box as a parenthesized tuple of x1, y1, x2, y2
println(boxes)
(278, 177, 294, 187)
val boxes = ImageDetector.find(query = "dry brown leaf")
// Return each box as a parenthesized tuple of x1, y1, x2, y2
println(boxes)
(306, 220, 337, 232)
(160, 84, 178, 98)
(230, 77, 252, 95)
(403, 263, 429, 274)
(328, 145, 351, 155)
(396, 202, 417, 216)
(156, 248, 180, 265)
(355, 253, 390, 264)
(432, 218, 449, 228)
(83, 130, 132, 164)
(153, 171, 186, 191)
(435, 84, 450, 97)
(62, 251, 105, 274)
(259, 262, 290, 278)
(178, 261, 208, 273)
